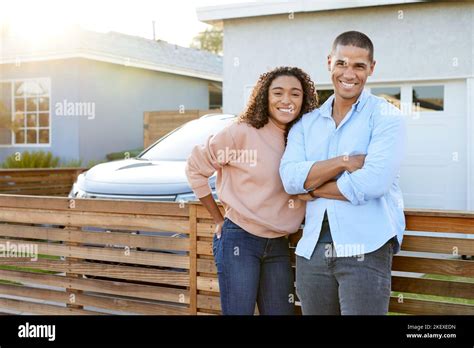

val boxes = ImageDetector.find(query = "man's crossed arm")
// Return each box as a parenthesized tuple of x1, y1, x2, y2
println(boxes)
(280, 111, 406, 204)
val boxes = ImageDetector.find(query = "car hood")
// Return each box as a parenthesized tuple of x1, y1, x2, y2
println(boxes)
(79, 159, 204, 195)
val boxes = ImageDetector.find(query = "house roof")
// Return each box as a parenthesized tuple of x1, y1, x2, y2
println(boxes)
(0, 28, 222, 82)
(197, 0, 427, 24)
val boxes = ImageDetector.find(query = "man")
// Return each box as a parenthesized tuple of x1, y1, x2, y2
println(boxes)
(280, 31, 406, 315)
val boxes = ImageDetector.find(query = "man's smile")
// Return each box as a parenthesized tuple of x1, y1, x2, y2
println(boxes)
(339, 80, 357, 90)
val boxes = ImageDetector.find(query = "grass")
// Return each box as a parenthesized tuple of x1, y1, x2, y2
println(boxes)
(0, 264, 57, 275)
(392, 291, 474, 306)
(37, 254, 61, 260)
(0, 279, 23, 286)
(390, 273, 474, 309)
(422, 273, 474, 284)
(0, 254, 62, 286)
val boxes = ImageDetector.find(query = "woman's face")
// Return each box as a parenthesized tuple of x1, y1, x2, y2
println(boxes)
(267, 75, 303, 130)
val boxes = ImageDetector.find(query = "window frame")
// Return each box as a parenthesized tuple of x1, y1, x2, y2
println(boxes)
(411, 84, 445, 113)
(0, 77, 52, 147)
(368, 82, 446, 116)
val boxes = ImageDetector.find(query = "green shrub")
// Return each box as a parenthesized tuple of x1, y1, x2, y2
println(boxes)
(60, 159, 83, 168)
(1, 150, 130, 169)
(2, 151, 60, 168)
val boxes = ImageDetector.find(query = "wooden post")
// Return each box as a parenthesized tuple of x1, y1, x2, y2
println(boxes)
(65, 226, 84, 310)
(188, 204, 198, 315)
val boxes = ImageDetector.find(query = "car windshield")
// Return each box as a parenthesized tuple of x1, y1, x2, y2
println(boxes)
(139, 116, 235, 161)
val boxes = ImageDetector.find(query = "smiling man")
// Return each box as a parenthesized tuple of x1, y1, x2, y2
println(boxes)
(280, 31, 407, 315)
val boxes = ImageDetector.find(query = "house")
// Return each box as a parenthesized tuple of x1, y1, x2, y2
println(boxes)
(0, 26, 222, 164)
(197, 0, 474, 211)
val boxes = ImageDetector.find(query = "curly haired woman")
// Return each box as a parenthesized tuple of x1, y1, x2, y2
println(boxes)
(185, 66, 318, 315)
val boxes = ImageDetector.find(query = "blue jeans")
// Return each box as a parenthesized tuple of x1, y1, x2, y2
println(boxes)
(213, 218, 295, 315)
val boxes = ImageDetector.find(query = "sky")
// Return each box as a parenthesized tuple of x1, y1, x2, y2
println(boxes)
(1, 0, 254, 47)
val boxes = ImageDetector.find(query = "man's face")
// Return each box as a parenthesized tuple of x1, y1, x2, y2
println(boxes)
(328, 44, 375, 102)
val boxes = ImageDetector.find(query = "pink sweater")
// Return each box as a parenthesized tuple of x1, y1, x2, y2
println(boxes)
(185, 119, 305, 238)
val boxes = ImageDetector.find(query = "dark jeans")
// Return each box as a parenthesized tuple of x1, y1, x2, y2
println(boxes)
(213, 218, 295, 315)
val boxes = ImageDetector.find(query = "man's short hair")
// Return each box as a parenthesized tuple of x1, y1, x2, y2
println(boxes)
(331, 31, 374, 62)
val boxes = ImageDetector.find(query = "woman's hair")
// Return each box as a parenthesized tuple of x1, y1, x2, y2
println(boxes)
(238, 66, 318, 141)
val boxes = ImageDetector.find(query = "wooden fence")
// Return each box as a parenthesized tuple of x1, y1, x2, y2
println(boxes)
(193, 205, 474, 315)
(143, 109, 222, 148)
(0, 168, 86, 196)
(0, 195, 194, 315)
(0, 195, 472, 315)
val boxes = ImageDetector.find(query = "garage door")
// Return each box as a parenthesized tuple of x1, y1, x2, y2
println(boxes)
(371, 81, 468, 210)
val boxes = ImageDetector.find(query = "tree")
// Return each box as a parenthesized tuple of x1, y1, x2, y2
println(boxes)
(190, 26, 223, 55)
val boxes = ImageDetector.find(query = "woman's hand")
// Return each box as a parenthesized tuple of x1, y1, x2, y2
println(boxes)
(214, 220, 225, 238)
(199, 194, 225, 238)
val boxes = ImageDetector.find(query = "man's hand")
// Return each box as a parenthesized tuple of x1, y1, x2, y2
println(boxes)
(297, 193, 316, 201)
(343, 155, 366, 173)
(312, 181, 347, 201)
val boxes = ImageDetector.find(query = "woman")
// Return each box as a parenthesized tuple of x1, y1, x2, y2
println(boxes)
(185, 66, 318, 315)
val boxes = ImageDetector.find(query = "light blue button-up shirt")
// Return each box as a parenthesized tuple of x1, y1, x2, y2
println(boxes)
(280, 89, 407, 259)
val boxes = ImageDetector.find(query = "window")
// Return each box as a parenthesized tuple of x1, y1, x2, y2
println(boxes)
(0, 82, 13, 145)
(209, 83, 222, 109)
(412, 85, 444, 112)
(0, 78, 50, 145)
(371, 87, 401, 109)
(317, 89, 334, 106)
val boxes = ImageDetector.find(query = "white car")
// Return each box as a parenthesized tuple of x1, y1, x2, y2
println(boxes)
(69, 113, 236, 202)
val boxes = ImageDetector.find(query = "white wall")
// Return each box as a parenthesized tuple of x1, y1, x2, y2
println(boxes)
(222, 2, 474, 114)
(220, 1, 474, 210)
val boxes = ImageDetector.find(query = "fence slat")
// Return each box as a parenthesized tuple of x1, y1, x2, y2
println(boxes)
(0, 207, 189, 234)
(0, 269, 189, 304)
(0, 224, 190, 251)
(197, 276, 219, 292)
(393, 255, 474, 278)
(0, 298, 102, 315)
(406, 212, 474, 234)
(0, 258, 189, 286)
(389, 297, 474, 315)
(0, 194, 189, 217)
(197, 258, 216, 274)
(400, 235, 474, 255)
(0, 283, 188, 315)
(0, 238, 189, 268)
(392, 275, 474, 299)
